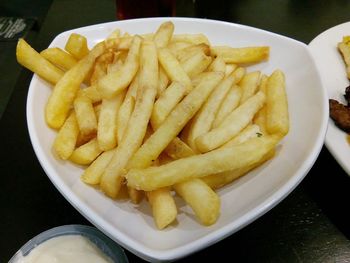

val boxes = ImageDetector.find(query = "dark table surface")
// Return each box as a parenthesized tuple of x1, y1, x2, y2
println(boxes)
(2, 0, 350, 262)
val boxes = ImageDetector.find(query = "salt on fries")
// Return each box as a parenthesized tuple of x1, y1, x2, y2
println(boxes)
(16, 21, 289, 230)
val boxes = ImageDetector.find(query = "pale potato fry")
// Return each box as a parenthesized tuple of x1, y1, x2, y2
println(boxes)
(338, 38, 350, 78)
(164, 137, 195, 159)
(16, 39, 64, 84)
(69, 138, 103, 165)
(77, 85, 102, 103)
(97, 90, 126, 151)
(127, 72, 224, 170)
(266, 70, 289, 136)
(225, 64, 238, 77)
(180, 51, 212, 78)
(186, 72, 237, 151)
(97, 36, 141, 99)
(153, 21, 174, 48)
(212, 84, 242, 128)
(157, 66, 169, 98)
(239, 71, 261, 103)
(174, 179, 220, 226)
(53, 111, 79, 160)
(65, 33, 90, 60)
(221, 124, 261, 148)
(207, 56, 226, 72)
(40, 47, 78, 71)
(107, 28, 121, 39)
(147, 187, 177, 229)
(210, 46, 269, 64)
(168, 41, 192, 55)
(100, 40, 158, 198)
(128, 187, 144, 204)
(158, 48, 193, 93)
(90, 51, 114, 85)
(74, 96, 98, 137)
(175, 43, 210, 62)
(253, 75, 268, 134)
(45, 42, 105, 129)
(81, 148, 115, 185)
(196, 91, 266, 152)
(172, 34, 210, 45)
(126, 135, 279, 191)
(117, 96, 135, 144)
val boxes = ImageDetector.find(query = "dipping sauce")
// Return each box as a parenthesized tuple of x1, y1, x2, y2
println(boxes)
(14, 235, 114, 263)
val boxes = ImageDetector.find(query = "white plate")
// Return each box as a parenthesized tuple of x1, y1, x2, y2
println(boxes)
(309, 22, 350, 175)
(26, 17, 328, 261)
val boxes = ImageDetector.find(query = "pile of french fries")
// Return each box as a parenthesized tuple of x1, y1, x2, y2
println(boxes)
(16, 21, 289, 229)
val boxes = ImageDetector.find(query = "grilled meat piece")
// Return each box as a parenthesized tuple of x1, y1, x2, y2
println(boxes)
(329, 99, 350, 132)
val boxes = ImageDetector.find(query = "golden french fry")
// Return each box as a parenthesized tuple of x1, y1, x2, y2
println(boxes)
(212, 85, 242, 128)
(174, 179, 220, 226)
(65, 33, 90, 60)
(100, 40, 158, 198)
(225, 64, 238, 77)
(40, 47, 78, 71)
(16, 39, 64, 84)
(207, 56, 226, 72)
(175, 43, 210, 62)
(210, 46, 269, 64)
(157, 66, 169, 98)
(239, 71, 261, 103)
(221, 124, 261, 148)
(172, 34, 210, 45)
(117, 96, 135, 144)
(97, 36, 141, 99)
(164, 137, 195, 159)
(45, 42, 105, 129)
(180, 51, 212, 79)
(168, 41, 192, 55)
(74, 96, 98, 137)
(90, 51, 114, 85)
(127, 72, 224, 170)
(147, 187, 177, 229)
(253, 75, 268, 134)
(196, 91, 266, 152)
(266, 70, 289, 136)
(97, 90, 126, 151)
(153, 21, 174, 48)
(53, 111, 79, 160)
(126, 135, 278, 191)
(128, 187, 144, 204)
(158, 48, 193, 93)
(69, 138, 103, 165)
(338, 38, 350, 79)
(81, 148, 115, 185)
(77, 85, 102, 104)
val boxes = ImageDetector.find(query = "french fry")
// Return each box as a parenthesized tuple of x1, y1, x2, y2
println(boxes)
(172, 34, 210, 45)
(127, 72, 224, 170)
(253, 75, 268, 134)
(97, 90, 126, 151)
(212, 84, 242, 128)
(100, 40, 158, 198)
(97, 36, 141, 99)
(128, 187, 144, 204)
(147, 188, 177, 229)
(69, 138, 103, 165)
(126, 135, 279, 191)
(175, 43, 210, 62)
(158, 48, 193, 93)
(207, 56, 226, 72)
(90, 51, 114, 85)
(107, 28, 121, 39)
(221, 124, 261, 148)
(225, 64, 238, 77)
(157, 66, 169, 98)
(65, 33, 90, 60)
(53, 111, 79, 160)
(196, 91, 266, 152)
(40, 47, 77, 71)
(16, 39, 64, 84)
(45, 42, 105, 129)
(210, 46, 269, 64)
(165, 137, 195, 159)
(266, 70, 289, 137)
(77, 85, 102, 103)
(117, 96, 135, 144)
(168, 41, 192, 55)
(180, 51, 212, 78)
(239, 71, 261, 103)
(174, 179, 220, 226)
(153, 21, 174, 48)
(74, 96, 98, 137)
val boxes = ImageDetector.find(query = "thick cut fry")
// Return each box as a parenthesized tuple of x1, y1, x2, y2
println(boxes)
(16, 39, 64, 84)
(128, 187, 144, 204)
(168, 41, 192, 55)
(65, 33, 90, 59)
(253, 75, 268, 134)
(239, 71, 261, 103)
(40, 47, 77, 71)
(158, 48, 192, 93)
(53, 112, 79, 160)
(100, 40, 158, 198)
(165, 137, 195, 159)
(45, 42, 105, 129)
(172, 34, 210, 45)
(338, 37, 350, 79)
(97, 36, 141, 99)
(174, 179, 220, 226)
(81, 149, 115, 185)
(210, 46, 269, 64)
(221, 124, 261, 148)
(126, 135, 278, 191)
(157, 66, 169, 98)
(202, 149, 275, 189)
(98, 91, 126, 151)
(153, 21, 174, 48)
(90, 51, 114, 85)
(180, 51, 212, 79)
(147, 188, 177, 229)
(212, 85, 242, 128)
(225, 64, 238, 76)
(175, 43, 210, 62)
(74, 96, 98, 137)
(127, 72, 224, 170)
(186, 72, 237, 151)
(196, 91, 266, 152)
(77, 85, 102, 103)
(117, 96, 135, 144)
(207, 56, 226, 72)
(69, 138, 103, 165)
(266, 70, 289, 136)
